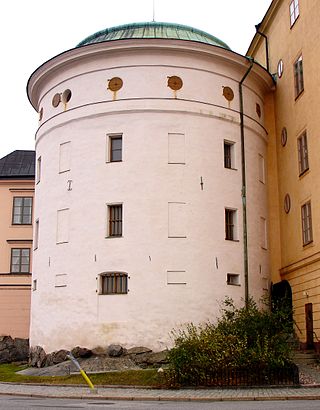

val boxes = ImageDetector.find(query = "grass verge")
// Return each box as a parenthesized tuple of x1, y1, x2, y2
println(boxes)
(0, 363, 162, 387)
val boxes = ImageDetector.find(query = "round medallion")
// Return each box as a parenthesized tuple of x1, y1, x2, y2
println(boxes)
(167, 76, 183, 91)
(52, 93, 61, 108)
(281, 127, 287, 147)
(277, 59, 284, 78)
(284, 194, 291, 214)
(222, 86, 234, 101)
(108, 77, 123, 92)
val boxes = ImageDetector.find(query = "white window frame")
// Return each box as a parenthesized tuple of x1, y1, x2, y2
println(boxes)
(225, 208, 238, 241)
(290, 0, 300, 27)
(106, 134, 122, 163)
(297, 131, 309, 175)
(294, 55, 304, 98)
(301, 201, 313, 246)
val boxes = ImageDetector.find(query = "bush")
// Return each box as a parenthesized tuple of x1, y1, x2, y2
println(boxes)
(167, 297, 294, 386)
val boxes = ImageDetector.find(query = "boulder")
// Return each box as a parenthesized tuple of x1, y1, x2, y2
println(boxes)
(12, 338, 29, 361)
(71, 346, 92, 358)
(29, 345, 47, 368)
(126, 346, 152, 355)
(45, 349, 69, 366)
(107, 344, 124, 357)
(0, 336, 29, 364)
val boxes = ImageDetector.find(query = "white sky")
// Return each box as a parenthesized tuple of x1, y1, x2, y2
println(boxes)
(0, 0, 272, 159)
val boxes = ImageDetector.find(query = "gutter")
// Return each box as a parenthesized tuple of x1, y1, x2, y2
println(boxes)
(255, 24, 270, 72)
(239, 57, 254, 307)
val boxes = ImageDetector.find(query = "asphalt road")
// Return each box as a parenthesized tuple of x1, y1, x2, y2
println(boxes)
(1, 396, 320, 410)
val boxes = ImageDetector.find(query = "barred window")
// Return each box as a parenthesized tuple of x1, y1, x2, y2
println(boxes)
(108, 204, 122, 237)
(294, 55, 304, 98)
(301, 201, 313, 246)
(100, 272, 128, 294)
(12, 197, 33, 225)
(225, 209, 237, 241)
(10, 248, 30, 273)
(297, 131, 309, 175)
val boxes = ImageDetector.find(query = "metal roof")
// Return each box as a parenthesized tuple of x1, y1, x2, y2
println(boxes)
(0, 150, 35, 179)
(77, 22, 230, 50)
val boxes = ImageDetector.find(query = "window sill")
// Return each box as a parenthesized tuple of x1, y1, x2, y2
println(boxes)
(224, 167, 237, 171)
(225, 239, 239, 242)
(303, 241, 314, 249)
(105, 235, 123, 239)
(11, 223, 32, 226)
(299, 169, 310, 178)
(294, 89, 304, 101)
(106, 160, 122, 164)
(290, 15, 300, 29)
(227, 283, 241, 286)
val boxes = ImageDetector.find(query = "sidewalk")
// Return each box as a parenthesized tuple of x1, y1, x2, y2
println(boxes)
(1, 382, 320, 402)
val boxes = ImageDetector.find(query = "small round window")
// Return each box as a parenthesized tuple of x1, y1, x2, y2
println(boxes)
(277, 59, 284, 78)
(62, 89, 72, 104)
(256, 103, 261, 118)
(52, 93, 61, 108)
(284, 194, 291, 214)
(281, 127, 288, 147)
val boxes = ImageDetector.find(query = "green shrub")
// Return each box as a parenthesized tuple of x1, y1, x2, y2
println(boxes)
(167, 297, 294, 386)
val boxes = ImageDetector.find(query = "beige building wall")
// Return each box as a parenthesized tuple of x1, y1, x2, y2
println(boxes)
(0, 178, 34, 338)
(248, 0, 320, 349)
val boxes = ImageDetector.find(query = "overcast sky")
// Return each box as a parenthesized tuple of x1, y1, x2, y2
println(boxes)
(0, 0, 272, 158)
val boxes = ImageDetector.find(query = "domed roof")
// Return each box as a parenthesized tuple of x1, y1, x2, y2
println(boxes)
(77, 22, 230, 50)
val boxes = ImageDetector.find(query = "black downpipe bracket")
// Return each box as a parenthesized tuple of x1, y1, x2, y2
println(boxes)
(239, 58, 254, 307)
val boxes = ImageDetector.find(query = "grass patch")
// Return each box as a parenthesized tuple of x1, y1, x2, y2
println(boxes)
(0, 363, 162, 387)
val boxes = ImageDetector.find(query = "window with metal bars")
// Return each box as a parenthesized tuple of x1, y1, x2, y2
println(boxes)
(290, 0, 299, 27)
(225, 209, 236, 241)
(10, 248, 30, 273)
(301, 201, 313, 246)
(108, 204, 122, 237)
(294, 55, 304, 98)
(100, 272, 128, 294)
(297, 131, 309, 175)
(110, 135, 122, 162)
(12, 197, 33, 225)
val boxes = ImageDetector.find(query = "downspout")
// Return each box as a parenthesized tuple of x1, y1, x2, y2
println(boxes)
(255, 24, 270, 72)
(239, 57, 254, 307)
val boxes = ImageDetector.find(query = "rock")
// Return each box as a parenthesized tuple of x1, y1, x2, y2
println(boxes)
(91, 346, 106, 356)
(131, 350, 168, 367)
(0, 336, 29, 364)
(71, 346, 92, 358)
(107, 344, 124, 357)
(126, 346, 152, 355)
(29, 345, 47, 368)
(45, 349, 69, 366)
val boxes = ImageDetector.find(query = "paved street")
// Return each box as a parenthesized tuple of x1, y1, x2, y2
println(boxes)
(1, 396, 320, 410)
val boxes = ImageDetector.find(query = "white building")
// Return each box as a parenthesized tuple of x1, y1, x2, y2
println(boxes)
(27, 22, 273, 352)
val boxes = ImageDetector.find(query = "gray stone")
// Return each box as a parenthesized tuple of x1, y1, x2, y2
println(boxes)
(12, 338, 29, 361)
(0, 336, 29, 364)
(45, 349, 69, 366)
(29, 345, 47, 368)
(91, 346, 107, 356)
(107, 344, 124, 357)
(71, 346, 92, 358)
(126, 346, 152, 355)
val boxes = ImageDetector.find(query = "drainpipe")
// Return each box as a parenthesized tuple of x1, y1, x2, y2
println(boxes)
(239, 57, 254, 307)
(255, 24, 270, 72)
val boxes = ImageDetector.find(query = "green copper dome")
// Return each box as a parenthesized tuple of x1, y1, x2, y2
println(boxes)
(77, 22, 230, 49)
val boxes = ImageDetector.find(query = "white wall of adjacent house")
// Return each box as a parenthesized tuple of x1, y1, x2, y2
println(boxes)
(28, 39, 272, 352)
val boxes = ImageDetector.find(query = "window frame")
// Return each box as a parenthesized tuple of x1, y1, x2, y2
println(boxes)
(294, 55, 304, 99)
(100, 272, 128, 294)
(36, 156, 41, 184)
(224, 140, 235, 170)
(301, 201, 313, 246)
(108, 134, 122, 162)
(34, 219, 39, 250)
(297, 131, 309, 176)
(225, 208, 237, 241)
(10, 248, 31, 274)
(12, 197, 33, 225)
(227, 273, 240, 286)
(290, 0, 300, 27)
(107, 204, 123, 237)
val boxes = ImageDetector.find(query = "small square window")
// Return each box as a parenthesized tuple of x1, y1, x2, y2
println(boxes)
(109, 135, 122, 162)
(227, 273, 240, 286)
(10, 248, 30, 273)
(107, 204, 122, 237)
(12, 197, 33, 225)
(297, 131, 309, 175)
(294, 55, 304, 98)
(225, 208, 237, 241)
(36, 156, 41, 183)
(301, 201, 313, 246)
(100, 272, 128, 294)
(290, 0, 299, 27)
(224, 141, 235, 169)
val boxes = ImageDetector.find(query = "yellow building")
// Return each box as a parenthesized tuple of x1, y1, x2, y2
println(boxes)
(0, 150, 35, 338)
(248, 0, 320, 350)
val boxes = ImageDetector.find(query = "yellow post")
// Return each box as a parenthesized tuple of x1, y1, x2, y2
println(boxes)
(67, 353, 95, 390)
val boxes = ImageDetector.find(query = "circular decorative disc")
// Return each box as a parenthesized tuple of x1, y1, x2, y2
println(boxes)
(52, 93, 61, 108)
(167, 76, 183, 91)
(108, 77, 123, 92)
(222, 86, 234, 101)
(62, 89, 72, 103)
(284, 194, 291, 214)
(281, 127, 287, 147)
